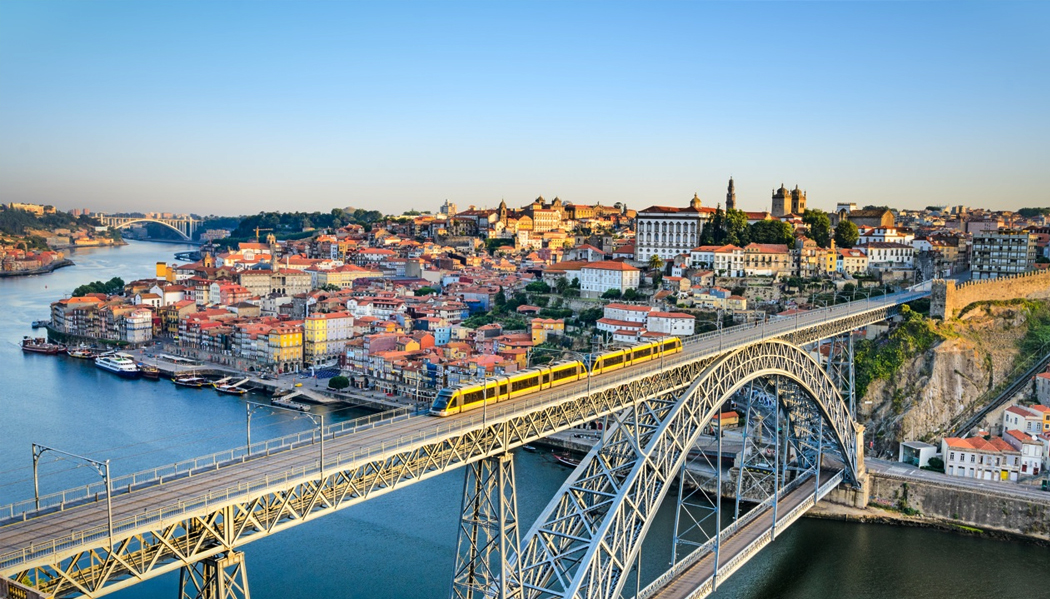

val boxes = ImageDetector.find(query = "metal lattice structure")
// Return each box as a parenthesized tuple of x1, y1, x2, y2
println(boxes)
(512, 340, 859, 599)
(2, 293, 923, 598)
(451, 453, 521, 599)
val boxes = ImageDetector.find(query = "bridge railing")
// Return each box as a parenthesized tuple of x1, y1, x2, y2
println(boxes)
(635, 469, 843, 599)
(1, 291, 917, 527)
(0, 406, 415, 522)
(0, 292, 919, 570)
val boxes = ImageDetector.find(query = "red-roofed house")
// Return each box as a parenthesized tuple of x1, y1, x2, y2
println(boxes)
(941, 436, 1021, 481)
(1002, 430, 1042, 476)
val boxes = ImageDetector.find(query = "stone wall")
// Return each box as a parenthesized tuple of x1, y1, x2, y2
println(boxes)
(931, 269, 1050, 319)
(833, 473, 1050, 540)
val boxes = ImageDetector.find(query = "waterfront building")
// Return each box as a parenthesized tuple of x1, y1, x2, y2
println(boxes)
(304, 311, 353, 366)
(268, 322, 303, 372)
(941, 436, 1021, 482)
(1002, 430, 1043, 476)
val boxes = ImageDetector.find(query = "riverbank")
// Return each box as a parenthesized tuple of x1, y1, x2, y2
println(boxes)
(0, 258, 74, 278)
(807, 501, 1050, 547)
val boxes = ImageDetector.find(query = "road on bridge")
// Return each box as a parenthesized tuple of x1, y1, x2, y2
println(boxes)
(0, 291, 925, 575)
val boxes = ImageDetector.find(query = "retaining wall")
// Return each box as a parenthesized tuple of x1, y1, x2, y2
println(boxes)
(931, 270, 1050, 319)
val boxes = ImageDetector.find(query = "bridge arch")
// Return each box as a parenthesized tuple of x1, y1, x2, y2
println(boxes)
(104, 218, 192, 240)
(514, 339, 859, 599)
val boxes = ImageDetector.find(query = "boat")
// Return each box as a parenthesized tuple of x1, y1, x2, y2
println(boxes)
(272, 396, 311, 412)
(552, 453, 581, 468)
(522, 445, 539, 453)
(66, 347, 98, 359)
(21, 337, 66, 355)
(138, 364, 161, 379)
(215, 383, 247, 396)
(172, 374, 209, 388)
(95, 353, 141, 378)
(31, 320, 49, 329)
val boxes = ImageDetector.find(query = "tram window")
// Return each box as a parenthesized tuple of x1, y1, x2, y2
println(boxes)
(464, 390, 484, 404)
(605, 354, 623, 366)
(542, 372, 550, 384)
(500, 383, 508, 395)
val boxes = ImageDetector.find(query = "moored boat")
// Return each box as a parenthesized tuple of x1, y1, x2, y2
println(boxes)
(31, 320, 49, 329)
(271, 396, 311, 412)
(138, 364, 161, 379)
(22, 337, 66, 355)
(66, 347, 98, 359)
(95, 352, 141, 377)
(215, 383, 247, 395)
(552, 453, 580, 468)
(172, 374, 209, 388)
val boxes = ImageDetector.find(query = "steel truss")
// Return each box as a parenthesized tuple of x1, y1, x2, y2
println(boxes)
(512, 340, 859, 599)
(178, 551, 249, 599)
(5, 310, 884, 598)
(825, 333, 857, 418)
(451, 453, 521, 599)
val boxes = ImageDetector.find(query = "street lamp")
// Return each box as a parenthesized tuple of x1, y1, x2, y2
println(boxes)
(246, 401, 326, 474)
(33, 444, 114, 547)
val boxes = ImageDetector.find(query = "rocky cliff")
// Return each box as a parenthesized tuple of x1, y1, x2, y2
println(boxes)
(859, 302, 1040, 456)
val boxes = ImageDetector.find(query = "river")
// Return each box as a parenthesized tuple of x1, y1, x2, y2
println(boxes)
(0, 241, 1045, 598)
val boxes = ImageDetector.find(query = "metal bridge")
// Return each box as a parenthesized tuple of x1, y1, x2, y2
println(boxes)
(0, 291, 927, 599)
(96, 214, 199, 241)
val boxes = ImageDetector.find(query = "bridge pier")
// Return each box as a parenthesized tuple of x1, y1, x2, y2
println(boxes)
(450, 453, 520, 599)
(178, 551, 249, 599)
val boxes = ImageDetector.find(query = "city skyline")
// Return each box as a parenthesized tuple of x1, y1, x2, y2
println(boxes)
(2, 1, 1048, 216)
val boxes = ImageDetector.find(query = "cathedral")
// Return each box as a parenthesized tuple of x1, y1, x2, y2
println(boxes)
(771, 184, 806, 217)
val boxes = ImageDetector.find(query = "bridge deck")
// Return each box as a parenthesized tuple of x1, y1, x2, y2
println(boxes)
(644, 470, 838, 599)
(0, 292, 920, 579)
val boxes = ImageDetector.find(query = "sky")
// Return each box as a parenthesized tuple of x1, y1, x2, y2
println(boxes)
(1, 1, 1048, 217)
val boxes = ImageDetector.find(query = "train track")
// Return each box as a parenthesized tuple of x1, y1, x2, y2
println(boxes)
(950, 348, 1050, 436)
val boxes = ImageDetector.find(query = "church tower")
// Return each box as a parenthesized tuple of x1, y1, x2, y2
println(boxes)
(771, 184, 790, 217)
(726, 177, 736, 211)
(791, 185, 807, 214)
(690, 193, 703, 210)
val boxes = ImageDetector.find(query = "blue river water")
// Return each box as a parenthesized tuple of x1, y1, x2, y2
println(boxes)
(0, 241, 1045, 598)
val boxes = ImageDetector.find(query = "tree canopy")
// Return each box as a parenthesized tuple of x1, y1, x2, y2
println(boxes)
(72, 277, 125, 297)
(834, 220, 859, 248)
(802, 209, 832, 248)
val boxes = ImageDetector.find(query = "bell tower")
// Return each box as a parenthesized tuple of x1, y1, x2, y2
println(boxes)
(726, 177, 736, 211)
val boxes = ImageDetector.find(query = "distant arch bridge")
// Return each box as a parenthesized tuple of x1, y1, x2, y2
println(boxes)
(97, 215, 198, 241)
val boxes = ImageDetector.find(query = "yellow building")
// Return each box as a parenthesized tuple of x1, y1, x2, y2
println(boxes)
(268, 323, 303, 372)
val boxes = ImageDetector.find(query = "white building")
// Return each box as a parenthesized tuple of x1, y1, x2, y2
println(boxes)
(579, 261, 640, 298)
(603, 303, 654, 323)
(941, 436, 1021, 482)
(858, 227, 914, 246)
(635, 196, 714, 264)
(1037, 372, 1050, 407)
(858, 242, 914, 270)
(1003, 405, 1045, 435)
(1002, 430, 1043, 477)
(647, 312, 695, 336)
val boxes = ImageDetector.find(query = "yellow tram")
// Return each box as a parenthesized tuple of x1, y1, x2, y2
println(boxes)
(429, 337, 683, 417)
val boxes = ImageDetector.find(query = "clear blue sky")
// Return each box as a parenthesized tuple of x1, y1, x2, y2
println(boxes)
(1, 1, 1047, 216)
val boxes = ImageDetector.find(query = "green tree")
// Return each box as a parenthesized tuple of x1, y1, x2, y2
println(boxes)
(525, 281, 551, 293)
(724, 209, 751, 246)
(802, 209, 832, 248)
(834, 220, 859, 248)
(622, 288, 640, 301)
(328, 375, 350, 390)
(601, 288, 622, 299)
(749, 220, 794, 247)
(555, 277, 570, 294)
(494, 289, 507, 307)
(319, 283, 341, 292)
(648, 254, 665, 271)
(414, 286, 439, 296)
(72, 277, 125, 297)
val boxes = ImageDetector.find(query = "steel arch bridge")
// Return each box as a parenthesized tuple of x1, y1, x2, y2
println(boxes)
(97, 215, 198, 240)
(507, 340, 858, 599)
(0, 293, 924, 599)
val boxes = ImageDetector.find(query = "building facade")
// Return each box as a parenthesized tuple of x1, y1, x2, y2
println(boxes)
(635, 196, 713, 263)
